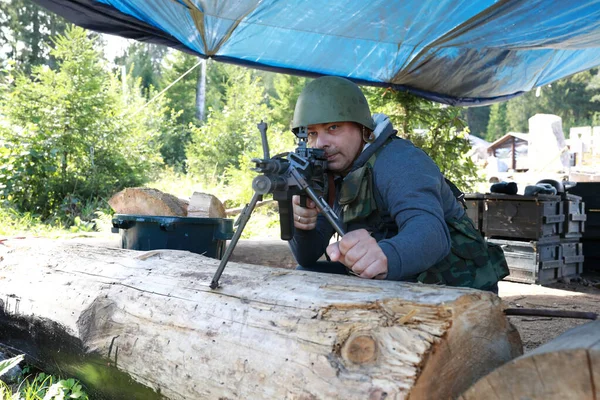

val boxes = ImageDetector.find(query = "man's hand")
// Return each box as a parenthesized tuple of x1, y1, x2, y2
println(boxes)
(326, 229, 388, 279)
(292, 195, 319, 230)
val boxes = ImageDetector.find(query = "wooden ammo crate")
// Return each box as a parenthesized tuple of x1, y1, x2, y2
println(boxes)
(562, 194, 586, 239)
(483, 194, 564, 242)
(560, 240, 584, 278)
(489, 238, 562, 285)
(464, 193, 484, 235)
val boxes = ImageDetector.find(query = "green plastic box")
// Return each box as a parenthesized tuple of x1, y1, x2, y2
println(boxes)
(112, 214, 234, 259)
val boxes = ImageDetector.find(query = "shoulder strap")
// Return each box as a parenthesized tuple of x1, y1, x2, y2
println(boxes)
(444, 178, 466, 208)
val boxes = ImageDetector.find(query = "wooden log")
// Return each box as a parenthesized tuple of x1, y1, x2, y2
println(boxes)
(0, 239, 522, 400)
(187, 192, 226, 218)
(461, 320, 600, 400)
(108, 187, 188, 216)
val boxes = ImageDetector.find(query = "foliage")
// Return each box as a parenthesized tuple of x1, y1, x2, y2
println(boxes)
(463, 70, 600, 141)
(461, 106, 490, 139)
(11, 374, 88, 400)
(186, 65, 292, 190)
(364, 87, 481, 191)
(485, 102, 509, 142)
(269, 74, 309, 130)
(486, 69, 600, 139)
(157, 55, 232, 168)
(0, 355, 23, 377)
(0, 0, 67, 72)
(114, 42, 167, 96)
(0, 355, 89, 400)
(0, 26, 164, 222)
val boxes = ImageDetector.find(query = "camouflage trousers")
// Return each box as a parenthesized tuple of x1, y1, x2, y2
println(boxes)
(417, 214, 509, 291)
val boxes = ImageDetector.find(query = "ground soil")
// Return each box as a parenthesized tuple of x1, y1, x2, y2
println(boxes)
(499, 271, 600, 352)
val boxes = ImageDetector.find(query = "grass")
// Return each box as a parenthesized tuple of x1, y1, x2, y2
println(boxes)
(0, 355, 89, 400)
(0, 201, 114, 239)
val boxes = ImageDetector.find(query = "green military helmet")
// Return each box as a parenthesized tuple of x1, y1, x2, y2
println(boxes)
(292, 76, 375, 132)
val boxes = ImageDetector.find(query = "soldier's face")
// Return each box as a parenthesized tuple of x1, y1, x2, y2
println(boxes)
(307, 122, 363, 176)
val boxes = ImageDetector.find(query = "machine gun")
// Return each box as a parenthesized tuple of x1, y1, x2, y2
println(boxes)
(210, 121, 345, 289)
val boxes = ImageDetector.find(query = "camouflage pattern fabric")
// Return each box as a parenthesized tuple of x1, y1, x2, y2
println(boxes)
(339, 164, 376, 223)
(417, 215, 509, 290)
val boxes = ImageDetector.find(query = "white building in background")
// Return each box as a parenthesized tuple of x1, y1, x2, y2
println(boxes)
(528, 114, 569, 172)
(569, 126, 600, 167)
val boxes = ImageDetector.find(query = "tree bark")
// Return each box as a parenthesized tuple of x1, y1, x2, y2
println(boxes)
(108, 187, 188, 216)
(0, 240, 522, 400)
(461, 320, 600, 400)
(196, 59, 206, 122)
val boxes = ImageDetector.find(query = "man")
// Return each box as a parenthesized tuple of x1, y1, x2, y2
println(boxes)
(288, 76, 508, 292)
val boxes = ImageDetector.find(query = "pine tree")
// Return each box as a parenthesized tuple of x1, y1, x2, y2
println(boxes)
(114, 42, 167, 95)
(486, 102, 509, 142)
(0, 0, 67, 71)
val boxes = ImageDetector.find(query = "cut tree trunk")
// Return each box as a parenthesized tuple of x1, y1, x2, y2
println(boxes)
(0, 239, 522, 400)
(108, 187, 188, 216)
(461, 319, 600, 400)
(187, 191, 226, 218)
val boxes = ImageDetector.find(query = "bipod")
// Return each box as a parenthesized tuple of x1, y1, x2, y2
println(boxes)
(210, 192, 262, 289)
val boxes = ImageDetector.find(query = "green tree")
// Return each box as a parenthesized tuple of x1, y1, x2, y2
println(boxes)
(505, 92, 539, 133)
(540, 70, 599, 134)
(114, 41, 167, 95)
(486, 102, 509, 142)
(461, 106, 490, 138)
(501, 70, 600, 136)
(0, 0, 67, 71)
(270, 74, 309, 130)
(186, 65, 270, 182)
(156, 55, 231, 169)
(161, 54, 228, 126)
(186, 66, 295, 204)
(0, 26, 164, 220)
(364, 87, 480, 191)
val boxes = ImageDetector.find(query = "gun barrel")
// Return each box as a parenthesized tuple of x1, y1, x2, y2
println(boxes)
(252, 175, 289, 195)
(255, 158, 289, 174)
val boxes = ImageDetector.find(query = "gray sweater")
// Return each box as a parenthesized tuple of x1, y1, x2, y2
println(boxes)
(289, 114, 465, 280)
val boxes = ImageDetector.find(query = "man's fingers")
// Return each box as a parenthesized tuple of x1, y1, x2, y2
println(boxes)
(292, 195, 317, 209)
(337, 230, 367, 255)
(348, 249, 378, 274)
(359, 260, 388, 279)
(326, 242, 341, 262)
(344, 244, 369, 269)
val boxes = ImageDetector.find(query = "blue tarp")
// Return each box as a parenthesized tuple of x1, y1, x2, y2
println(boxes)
(34, 0, 600, 106)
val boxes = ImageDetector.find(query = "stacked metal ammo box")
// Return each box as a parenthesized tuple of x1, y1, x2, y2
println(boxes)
(465, 190, 586, 285)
